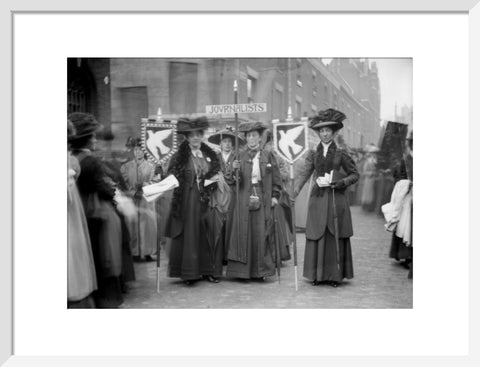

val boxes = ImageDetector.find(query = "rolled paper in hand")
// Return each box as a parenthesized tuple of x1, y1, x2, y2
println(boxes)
(143, 174, 179, 202)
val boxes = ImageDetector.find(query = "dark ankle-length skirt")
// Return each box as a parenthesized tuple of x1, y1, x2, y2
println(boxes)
(303, 231, 354, 282)
(226, 202, 276, 279)
(168, 184, 223, 280)
(389, 234, 412, 261)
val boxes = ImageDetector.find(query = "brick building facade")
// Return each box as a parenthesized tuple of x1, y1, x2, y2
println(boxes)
(67, 58, 381, 150)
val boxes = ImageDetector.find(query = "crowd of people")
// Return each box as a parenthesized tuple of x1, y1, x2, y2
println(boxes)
(346, 135, 413, 277)
(67, 108, 413, 308)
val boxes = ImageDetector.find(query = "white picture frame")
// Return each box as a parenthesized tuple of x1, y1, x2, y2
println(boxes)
(2, 0, 479, 366)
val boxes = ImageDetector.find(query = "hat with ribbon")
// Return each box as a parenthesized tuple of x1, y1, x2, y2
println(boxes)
(309, 108, 346, 132)
(207, 126, 245, 146)
(67, 112, 100, 141)
(177, 116, 210, 135)
(238, 121, 267, 134)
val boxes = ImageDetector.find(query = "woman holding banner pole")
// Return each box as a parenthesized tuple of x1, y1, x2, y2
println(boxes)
(226, 121, 282, 280)
(294, 109, 359, 288)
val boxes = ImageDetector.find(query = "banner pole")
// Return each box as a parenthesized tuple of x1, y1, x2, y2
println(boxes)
(290, 163, 299, 291)
(234, 80, 240, 258)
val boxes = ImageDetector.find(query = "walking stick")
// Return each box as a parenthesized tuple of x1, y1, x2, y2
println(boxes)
(331, 185, 341, 274)
(233, 80, 240, 255)
(273, 205, 281, 284)
(136, 161, 142, 260)
(289, 164, 299, 291)
(156, 231, 161, 293)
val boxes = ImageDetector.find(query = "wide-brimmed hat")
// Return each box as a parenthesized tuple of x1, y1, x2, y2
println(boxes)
(68, 112, 99, 141)
(125, 136, 142, 148)
(309, 108, 346, 132)
(238, 121, 267, 134)
(177, 116, 210, 135)
(208, 127, 245, 146)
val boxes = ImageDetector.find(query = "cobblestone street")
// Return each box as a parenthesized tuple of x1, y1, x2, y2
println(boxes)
(120, 206, 412, 309)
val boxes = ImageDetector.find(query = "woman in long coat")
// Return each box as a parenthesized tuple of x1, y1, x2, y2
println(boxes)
(226, 121, 282, 280)
(165, 117, 222, 285)
(121, 138, 158, 261)
(69, 112, 124, 307)
(294, 109, 359, 288)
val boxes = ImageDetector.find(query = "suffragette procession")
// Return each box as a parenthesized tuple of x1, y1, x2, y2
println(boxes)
(67, 89, 413, 308)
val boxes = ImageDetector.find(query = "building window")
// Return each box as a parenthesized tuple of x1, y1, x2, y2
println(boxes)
(274, 89, 283, 120)
(296, 100, 302, 119)
(169, 62, 198, 114)
(296, 58, 302, 87)
(247, 76, 257, 103)
(68, 87, 86, 113)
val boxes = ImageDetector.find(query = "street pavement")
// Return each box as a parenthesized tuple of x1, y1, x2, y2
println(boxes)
(119, 206, 412, 309)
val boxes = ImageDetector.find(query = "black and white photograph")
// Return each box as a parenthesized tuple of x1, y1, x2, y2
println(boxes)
(7, 6, 474, 362)
(67, 57, 413, 309)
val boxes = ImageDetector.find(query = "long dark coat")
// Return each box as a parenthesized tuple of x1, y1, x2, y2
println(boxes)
(165, 141, 222, 280)
(295, 143, 359, 241)
(73, 150, 124, 307)
(217, 151, 237, 262)
(226, 148, 282, 279)
(294, 141, 359, 282)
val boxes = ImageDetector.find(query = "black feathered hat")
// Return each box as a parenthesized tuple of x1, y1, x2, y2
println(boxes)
(309, 108, 346, 132)
(177, 116, 210, 135)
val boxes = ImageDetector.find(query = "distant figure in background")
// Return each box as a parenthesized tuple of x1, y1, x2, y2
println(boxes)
(67, 120, 97, 308)
(121, 138, 158, 262)
(69, 112, 124, 308)
(354, 150, 366, 206)
(294, 109, 359, 288)
(361, 144, 380, 212)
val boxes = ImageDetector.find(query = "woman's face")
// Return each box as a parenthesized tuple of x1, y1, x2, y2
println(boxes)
(220, 137, 233, 153)
(246, 130, 261, 149)
(317, 127, 334, 144)
(87, 133, 97, 151)
(187, 130, 204, 149)
(133, 146, 144, 160)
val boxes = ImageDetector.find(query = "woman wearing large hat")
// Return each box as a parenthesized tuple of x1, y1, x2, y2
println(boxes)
(293, 108, 359, 287)
(226, 121, 282, 280)
(165, 116, 222, 284)
(207, 127, 245, 264)
(69, 112, 124, 307)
